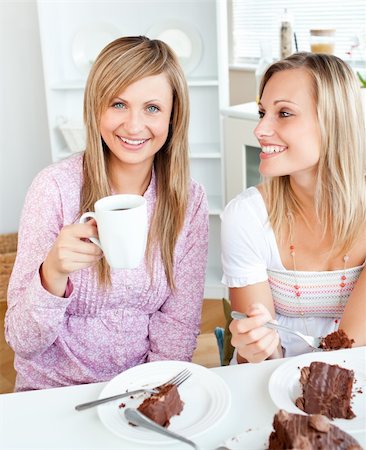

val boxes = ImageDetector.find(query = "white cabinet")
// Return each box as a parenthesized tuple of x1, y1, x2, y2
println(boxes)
(37, 0, 229, 299)
(221, 102, 261, 203)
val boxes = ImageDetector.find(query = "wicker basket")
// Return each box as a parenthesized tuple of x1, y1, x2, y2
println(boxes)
(0, 233, 17, 302)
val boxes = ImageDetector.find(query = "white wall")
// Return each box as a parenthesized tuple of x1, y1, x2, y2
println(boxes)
(0, 0, 51, 234)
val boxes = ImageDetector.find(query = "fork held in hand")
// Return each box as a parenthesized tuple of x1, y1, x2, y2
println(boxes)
(231, 310, 323, 350)
(75, 368, 192, 411)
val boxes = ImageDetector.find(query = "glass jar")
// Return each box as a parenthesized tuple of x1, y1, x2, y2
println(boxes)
(310, 29, 336, 54)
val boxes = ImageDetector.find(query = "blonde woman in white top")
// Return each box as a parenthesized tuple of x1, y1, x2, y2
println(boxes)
(221, 52, 366, 362)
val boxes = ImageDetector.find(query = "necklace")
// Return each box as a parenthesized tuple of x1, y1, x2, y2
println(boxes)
(287, 213, 349, 325)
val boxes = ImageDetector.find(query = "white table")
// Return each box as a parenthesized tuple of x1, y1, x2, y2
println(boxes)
(1, 347, 365, 450)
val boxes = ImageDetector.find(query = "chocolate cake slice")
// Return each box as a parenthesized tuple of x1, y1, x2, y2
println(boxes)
(268, 410, 362, 450)
(137, 384, 184, 427)
(319, 329, 355, 350)
(295, 361, 355, 419)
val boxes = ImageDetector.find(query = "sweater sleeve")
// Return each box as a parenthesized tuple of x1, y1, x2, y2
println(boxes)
(5, 167, 75, 358)
(147, 183, 209, 362)
(221, 188, 270, 287)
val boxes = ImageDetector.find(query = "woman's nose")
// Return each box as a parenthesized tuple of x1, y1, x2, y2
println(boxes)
(254, 117, 274, 140)
(123, 110, 143, 134)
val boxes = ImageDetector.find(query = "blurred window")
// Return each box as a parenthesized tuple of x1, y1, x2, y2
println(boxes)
(231, 0, 366, 67)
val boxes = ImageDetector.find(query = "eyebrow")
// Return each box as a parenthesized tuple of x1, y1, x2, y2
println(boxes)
(258, 99, 298, 108)
(274, 99, 297, 105)
(114, 97, 162, 104)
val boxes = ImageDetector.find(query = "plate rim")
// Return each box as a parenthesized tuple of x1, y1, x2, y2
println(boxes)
(97, 360, 231, 444)
(146, 19, 203, 75)
(71, 21, 120, 75)
(268, 349, 366, 432)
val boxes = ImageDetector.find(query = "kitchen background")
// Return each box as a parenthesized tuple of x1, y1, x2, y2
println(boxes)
(0, 0, 365, 299)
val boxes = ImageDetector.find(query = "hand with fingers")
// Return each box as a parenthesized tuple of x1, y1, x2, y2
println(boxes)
(229, 303, 281, 363)
(40, 219, 103, 297)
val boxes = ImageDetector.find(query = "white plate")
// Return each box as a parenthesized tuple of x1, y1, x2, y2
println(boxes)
(224, 426, 366, 450)
(146, 20, 202, 75)
(71, 23, 120, 76)
(97, 360, 231, 444)
(268, 349, 366, 432)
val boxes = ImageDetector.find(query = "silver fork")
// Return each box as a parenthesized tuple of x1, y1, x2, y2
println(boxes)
(75, 368, 192, 411)
(231, 310, 323, 350)
(125, 408, 200, 449)
(125, 409, 230, 450)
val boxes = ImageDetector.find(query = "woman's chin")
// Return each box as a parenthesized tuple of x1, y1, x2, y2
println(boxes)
(258, 164, 285, 178)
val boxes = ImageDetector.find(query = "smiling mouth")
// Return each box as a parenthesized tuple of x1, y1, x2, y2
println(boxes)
(261, 145, 287, 154)
(119, 136, 149, 146)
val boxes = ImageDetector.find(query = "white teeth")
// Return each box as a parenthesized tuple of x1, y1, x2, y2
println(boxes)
(261, 145, 286, 154)
(120, 137, 147, 145)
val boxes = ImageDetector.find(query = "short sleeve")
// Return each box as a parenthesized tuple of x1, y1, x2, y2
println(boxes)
(221, 188, 270, 287)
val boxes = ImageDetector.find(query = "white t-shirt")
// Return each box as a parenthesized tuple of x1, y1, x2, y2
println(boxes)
(221, 186, 363, 357)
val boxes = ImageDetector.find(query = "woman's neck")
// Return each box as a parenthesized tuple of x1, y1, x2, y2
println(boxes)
(108, 161, 153, 196)
(289, 172, 317, 211)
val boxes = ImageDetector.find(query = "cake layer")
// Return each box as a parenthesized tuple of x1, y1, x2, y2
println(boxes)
(268, 410, 362, 450)
(137, 384, 184, 427)
(297, 361, 355, 419)
(319, 329, 355, 350)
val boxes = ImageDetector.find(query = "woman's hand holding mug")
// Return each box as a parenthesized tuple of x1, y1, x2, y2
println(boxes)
(41, 221, 103, 297)
(41, 194, 147, 297)
(79, 194, 148, 269)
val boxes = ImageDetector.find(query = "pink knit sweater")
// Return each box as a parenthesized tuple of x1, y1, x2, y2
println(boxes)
(5, 154, 209, 391)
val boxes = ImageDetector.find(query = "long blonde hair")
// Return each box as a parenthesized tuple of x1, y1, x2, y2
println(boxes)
(260, 52, 366, 254)
(80, 36, 190, 288)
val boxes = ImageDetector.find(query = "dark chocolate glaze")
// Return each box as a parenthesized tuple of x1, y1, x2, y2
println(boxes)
(297, 361, 355, 419)
(268, 410, 362, 450)
(137, 384, 184, 427)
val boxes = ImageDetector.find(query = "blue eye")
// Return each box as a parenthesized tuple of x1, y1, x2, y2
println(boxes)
(112, 102, 126, 109)
(147, 105, 159, 113)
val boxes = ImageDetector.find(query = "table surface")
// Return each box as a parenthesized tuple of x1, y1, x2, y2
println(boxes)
(1, 347, 365, 450)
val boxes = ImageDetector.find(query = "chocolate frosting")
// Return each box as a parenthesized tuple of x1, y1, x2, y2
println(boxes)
(268, 410, 362, 450)
(137, 384, 184, 427)
(296, 361, 355, 419)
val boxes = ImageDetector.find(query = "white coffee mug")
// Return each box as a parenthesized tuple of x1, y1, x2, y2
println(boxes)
(79, 194, 147, 269)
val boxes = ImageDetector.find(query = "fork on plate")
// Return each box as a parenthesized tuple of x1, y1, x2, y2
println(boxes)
(231, 310, 323, 350)
(125, 408, 200, 449)
(75, 368, 192, 411)
(125, 408, 229, 450)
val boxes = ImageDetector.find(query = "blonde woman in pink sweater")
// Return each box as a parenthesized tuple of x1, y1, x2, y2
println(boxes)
(6, 36, 208, 391)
